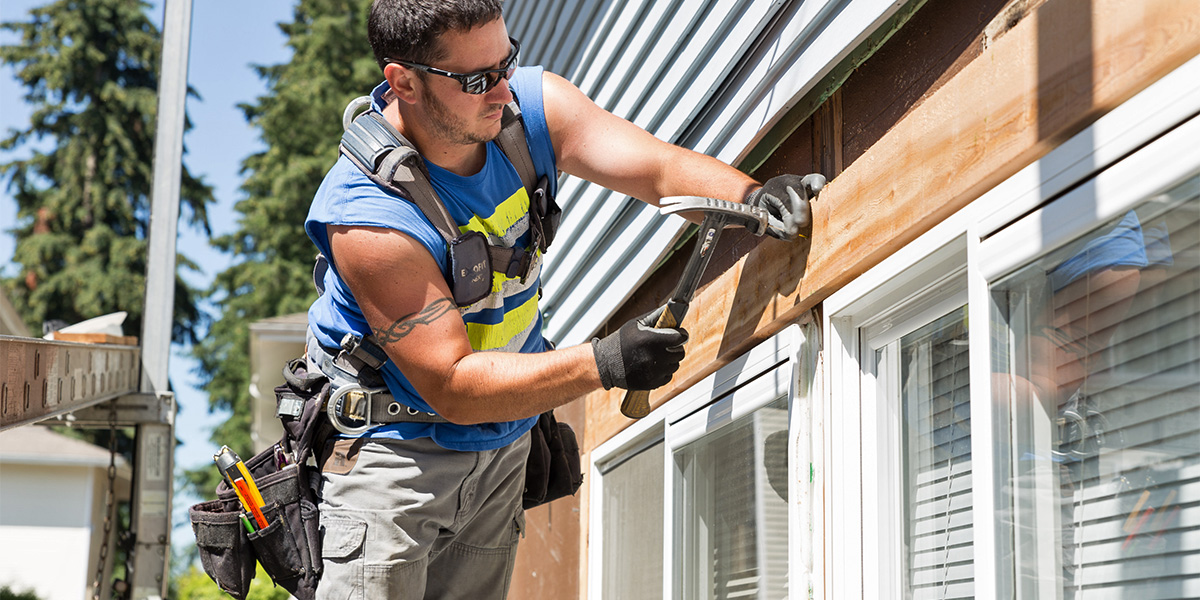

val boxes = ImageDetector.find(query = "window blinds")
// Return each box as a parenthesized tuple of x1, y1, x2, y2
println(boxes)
(674, 399, 789, 600)
(898, 306, 976, 599)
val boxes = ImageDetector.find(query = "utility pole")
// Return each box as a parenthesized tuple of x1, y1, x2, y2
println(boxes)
(129, 0, 193, 597)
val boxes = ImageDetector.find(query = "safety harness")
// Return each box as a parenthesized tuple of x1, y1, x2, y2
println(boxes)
(339, 95, 561, 306)
(295, 94, 562, 435)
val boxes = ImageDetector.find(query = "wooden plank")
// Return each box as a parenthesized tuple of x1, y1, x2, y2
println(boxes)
(50, 332, 139, 346)
(584, 0, 1200, 451)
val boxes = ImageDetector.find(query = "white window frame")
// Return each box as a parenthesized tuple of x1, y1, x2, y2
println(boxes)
(821, 53, 1200, 600)
(588, 322, 820, 600)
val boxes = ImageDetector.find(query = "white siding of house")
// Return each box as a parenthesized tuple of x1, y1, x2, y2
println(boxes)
(0, 464, 95, 600)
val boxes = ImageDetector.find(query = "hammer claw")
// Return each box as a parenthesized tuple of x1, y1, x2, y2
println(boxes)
(659, 196, 770, 236)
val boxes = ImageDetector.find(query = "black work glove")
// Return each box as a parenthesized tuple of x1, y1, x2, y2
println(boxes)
(745, 173, 826, 240)
(591, 306, 689, 391)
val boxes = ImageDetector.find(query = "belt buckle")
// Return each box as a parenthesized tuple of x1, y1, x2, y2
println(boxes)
(326, 383, 386, 435)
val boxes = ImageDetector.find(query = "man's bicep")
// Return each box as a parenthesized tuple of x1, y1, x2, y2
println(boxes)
(326, 225, 473, 395)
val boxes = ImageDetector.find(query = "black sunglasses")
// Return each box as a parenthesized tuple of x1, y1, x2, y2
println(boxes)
(389, 38, 520, 95)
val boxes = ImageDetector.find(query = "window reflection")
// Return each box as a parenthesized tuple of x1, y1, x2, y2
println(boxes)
(992, 176, 1200, 598)
(674, 397, 789, 600)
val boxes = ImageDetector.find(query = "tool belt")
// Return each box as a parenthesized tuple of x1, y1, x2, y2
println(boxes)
(189, 340, 583, 599)
(188, 359, 330, 600)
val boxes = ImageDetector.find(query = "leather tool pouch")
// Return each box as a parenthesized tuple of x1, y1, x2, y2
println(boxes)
(450, 230, 492, 306)
(522, 410, 584, 509)
(189, 360, 332, 600)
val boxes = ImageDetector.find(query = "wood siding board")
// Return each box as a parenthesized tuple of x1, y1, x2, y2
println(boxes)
(583, 0, 1200, 452)
(841, 0, 1008, 169)
(518, 0, 916, 349)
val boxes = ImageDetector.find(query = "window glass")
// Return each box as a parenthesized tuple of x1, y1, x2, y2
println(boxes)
(991, 175, 1200, 598)
(601, 439, 665, 600)
(673, 396, 789, 600)
(876, 305, 975, 599)
(900, 306, 974, 599)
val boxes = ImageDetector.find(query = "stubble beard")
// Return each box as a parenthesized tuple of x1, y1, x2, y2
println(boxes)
(421, 85, 504, 146)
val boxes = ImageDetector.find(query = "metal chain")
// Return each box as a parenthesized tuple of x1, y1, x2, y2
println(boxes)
(91, 400, 119, 600)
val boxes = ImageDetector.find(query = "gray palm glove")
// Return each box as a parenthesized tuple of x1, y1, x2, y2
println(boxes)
(745, 173, 826, 240)
(591, 306, 689, 391)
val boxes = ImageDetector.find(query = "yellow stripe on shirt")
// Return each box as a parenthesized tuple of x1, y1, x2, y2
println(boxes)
(466, 292, 540, 351)
(459, 187, 530, 240)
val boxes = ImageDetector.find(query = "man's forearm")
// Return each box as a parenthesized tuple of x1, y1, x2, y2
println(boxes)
(424, 343, 603, 425)
(653, 145, 759, 208)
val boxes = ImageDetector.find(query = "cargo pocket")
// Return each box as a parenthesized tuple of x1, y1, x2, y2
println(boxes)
(320, 517, 368, 600)
(190, 500, 256, 600)
(246, 501, 307, 583)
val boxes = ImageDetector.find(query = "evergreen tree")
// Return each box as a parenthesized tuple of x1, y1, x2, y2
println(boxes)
(186, 0, 378, 496)
(0, 0, 212, 341)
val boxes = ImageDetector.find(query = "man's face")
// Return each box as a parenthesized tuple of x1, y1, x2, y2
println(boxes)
(416, 19, 515, 146)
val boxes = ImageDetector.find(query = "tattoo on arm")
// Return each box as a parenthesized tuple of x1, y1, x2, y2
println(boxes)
(374, 297, 456, 344)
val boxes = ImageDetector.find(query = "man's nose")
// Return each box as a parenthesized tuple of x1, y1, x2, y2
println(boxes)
(486, 75, 514, 104)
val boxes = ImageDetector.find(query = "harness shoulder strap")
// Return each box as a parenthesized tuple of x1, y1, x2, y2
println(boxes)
(495, 102, 537, 197)
(340, 99, 458, 244)
(339, 96, 538, 237)
(336, 96, 544, 293)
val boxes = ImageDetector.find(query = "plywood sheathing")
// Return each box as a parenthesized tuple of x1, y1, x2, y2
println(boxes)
(582, 0, 1200, 452)
(509, 396, 586, 599)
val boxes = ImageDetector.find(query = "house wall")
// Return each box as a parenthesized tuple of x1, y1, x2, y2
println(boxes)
(0, 464, 95, 600)
(505, 0, 1200, 598)
(585, 0, 1200, 447)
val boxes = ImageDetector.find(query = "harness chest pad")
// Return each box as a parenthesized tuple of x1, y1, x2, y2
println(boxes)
(450, 231, 493, 306)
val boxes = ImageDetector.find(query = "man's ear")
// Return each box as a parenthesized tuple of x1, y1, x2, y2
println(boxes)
(384, 63, 419, 104)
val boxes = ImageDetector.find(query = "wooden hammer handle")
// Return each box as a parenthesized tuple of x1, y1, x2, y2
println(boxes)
(619, 303, 682, 419)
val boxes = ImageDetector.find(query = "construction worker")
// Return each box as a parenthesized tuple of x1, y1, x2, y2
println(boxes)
(304, 1, 814, 597)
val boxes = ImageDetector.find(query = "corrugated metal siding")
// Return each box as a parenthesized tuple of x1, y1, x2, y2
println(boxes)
(507, 0, 911, 345)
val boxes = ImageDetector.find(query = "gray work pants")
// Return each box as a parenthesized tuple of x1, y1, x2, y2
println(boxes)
(314, 433, 529, 600)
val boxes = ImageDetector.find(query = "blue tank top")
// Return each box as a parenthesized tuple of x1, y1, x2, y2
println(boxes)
(305, 66, 557, 451)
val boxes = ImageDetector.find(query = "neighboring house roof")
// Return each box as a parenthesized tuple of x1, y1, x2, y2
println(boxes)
(0, 425, 130, 472)
(249, 312, 309, 332)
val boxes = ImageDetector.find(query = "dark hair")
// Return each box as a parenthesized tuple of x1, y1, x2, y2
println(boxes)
(369, 0, 504, 70)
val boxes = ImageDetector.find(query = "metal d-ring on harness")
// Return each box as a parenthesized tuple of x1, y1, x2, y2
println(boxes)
(326, 383, 445, 435)
(312, 331, 449, 435)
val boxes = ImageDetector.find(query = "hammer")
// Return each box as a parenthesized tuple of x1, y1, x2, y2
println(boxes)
(619, 189, 806, 419)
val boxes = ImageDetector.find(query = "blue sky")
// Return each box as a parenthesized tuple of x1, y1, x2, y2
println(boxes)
(1, 0, 298, 552)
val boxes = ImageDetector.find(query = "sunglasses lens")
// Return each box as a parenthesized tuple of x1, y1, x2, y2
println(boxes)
(464, 74, 488, 94)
